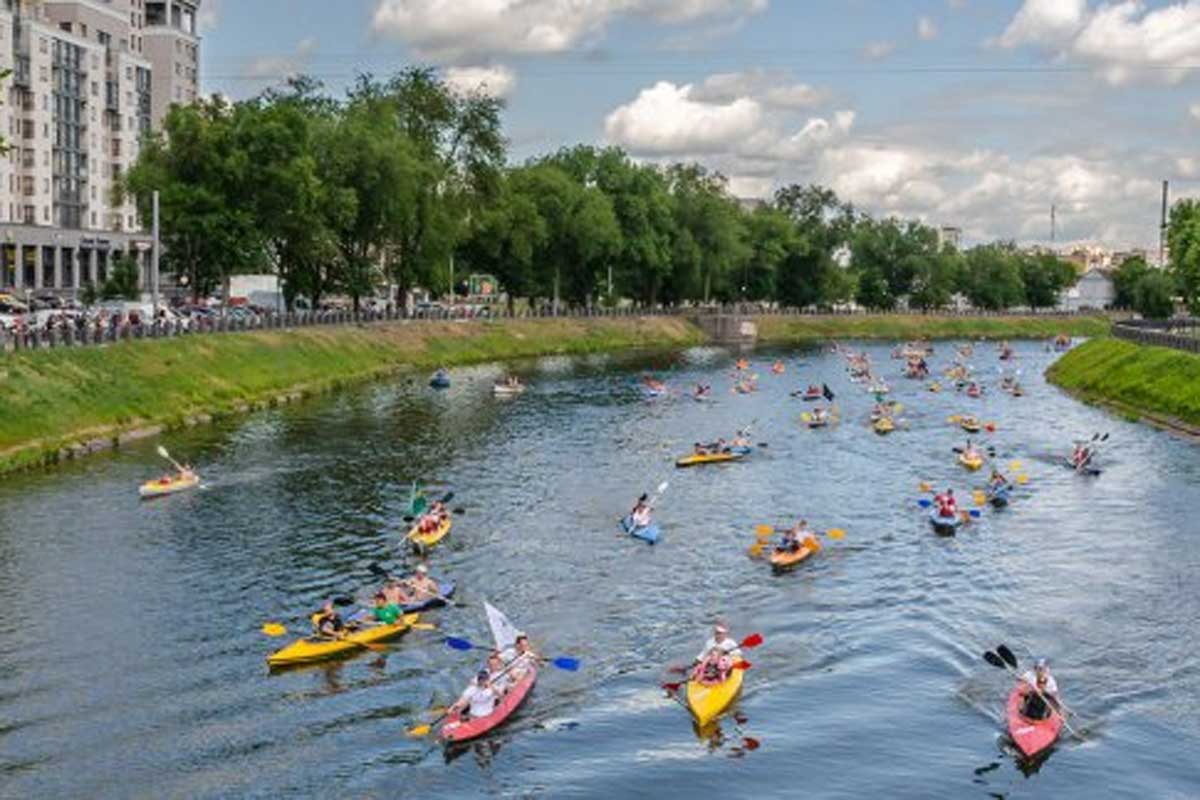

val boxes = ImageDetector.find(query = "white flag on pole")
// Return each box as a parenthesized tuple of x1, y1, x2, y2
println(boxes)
(484, 601, 520, 653)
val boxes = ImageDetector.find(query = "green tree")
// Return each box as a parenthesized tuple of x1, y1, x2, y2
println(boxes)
(738, 207, 794, 302)
(1132, 270, 1176, 319)
(773, 184, 854, 309)
(962, 244, 1025, 310)
(908, 249, 963, 311)
(460, 171, 547, 313)
(1112, 255, 1150, 309)
(1020, 252, 1076, 309)
(101, 254, 141, 300)
(1168, 199, 1200, 314)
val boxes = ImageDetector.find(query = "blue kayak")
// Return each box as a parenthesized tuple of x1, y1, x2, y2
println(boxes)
(988, 485, 1011, 508)
(727, 445, 753, 456)
(400, 580, 456, 613)
(430, 371, 451, 389)
(620, 515, 660, 545)
(928, 506, 964, 535)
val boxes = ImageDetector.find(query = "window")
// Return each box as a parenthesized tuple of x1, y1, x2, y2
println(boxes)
(44, 206, 49, 222)
(39, 37, 47, 54)
(126, 67, 133, 80)
(39, 65, 48, 82)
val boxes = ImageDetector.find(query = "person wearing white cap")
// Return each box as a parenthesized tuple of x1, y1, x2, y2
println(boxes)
(1020, 658, 1060, 719)
(694, 623, 742, 674)
(406, 563, 441, 600)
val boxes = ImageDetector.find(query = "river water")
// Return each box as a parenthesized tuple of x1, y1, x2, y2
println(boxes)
(1, 340, 1198, 799)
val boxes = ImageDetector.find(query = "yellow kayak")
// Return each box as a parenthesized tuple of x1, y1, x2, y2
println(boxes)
(675, 451, 745, 468)
(686, 666, 744, 727)
(959, 452, 985, 471)
(267, 613, 419, 668)
(873, 418, 896, 435)
(139, 472, 200, 499)
(407, 515, 452, 549)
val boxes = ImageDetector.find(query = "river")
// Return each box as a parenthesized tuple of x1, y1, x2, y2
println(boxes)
(1, 340, 1197, 798)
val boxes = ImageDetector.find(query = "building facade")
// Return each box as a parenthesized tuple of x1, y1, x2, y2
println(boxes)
(0, 0, 199, 298)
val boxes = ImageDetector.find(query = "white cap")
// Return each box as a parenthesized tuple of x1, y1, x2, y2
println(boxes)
(415, 564, 428, 574)
(714, 623, 729, 634)
(1035, 658, 1048, 669)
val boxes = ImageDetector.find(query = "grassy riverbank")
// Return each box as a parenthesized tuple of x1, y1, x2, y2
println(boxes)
(755, 313, 1110, 343)
(1046, 337, 1200, 431)
(0, 316, 704, 473)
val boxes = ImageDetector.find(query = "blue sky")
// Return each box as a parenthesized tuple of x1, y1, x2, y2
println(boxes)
(200, 1, 1200, 249)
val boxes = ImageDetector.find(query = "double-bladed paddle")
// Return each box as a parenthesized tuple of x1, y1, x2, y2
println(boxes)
(982, 644, 1080, 738)
(442, 636, 581, 672)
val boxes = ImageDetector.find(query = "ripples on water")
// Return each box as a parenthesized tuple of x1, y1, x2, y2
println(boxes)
(1, 341, 1198, 798)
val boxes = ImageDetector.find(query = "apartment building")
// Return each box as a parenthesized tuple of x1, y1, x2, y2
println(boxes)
(0, 0, 200, 298)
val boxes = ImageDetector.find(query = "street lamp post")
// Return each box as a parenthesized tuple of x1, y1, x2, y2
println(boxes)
(151, 190, 160, 315)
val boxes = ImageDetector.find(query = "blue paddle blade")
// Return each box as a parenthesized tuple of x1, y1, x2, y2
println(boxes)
(445, 636, 474, 651)
(969, 509, 982, 518)
(552, 657, 580, 672)
(917, 499, 932, 508)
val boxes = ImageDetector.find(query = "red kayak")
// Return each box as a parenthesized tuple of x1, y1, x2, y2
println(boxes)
(440, 662, 538, 743)
(1006, 683, 1063, 758)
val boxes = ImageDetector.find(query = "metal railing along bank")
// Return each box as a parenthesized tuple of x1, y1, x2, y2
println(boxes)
(1112, 317, 1200, 353)
(0, 304, 1102, 354)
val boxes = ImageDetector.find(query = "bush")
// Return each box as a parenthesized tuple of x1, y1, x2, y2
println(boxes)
(1132, 270, 1175, 320)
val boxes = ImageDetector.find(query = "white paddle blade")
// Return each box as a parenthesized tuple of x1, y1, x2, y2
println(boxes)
(656, 481, 669, 495)
(157, 445, 170, 459)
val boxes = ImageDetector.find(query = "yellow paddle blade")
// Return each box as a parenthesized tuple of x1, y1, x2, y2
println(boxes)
(973, 491, 986, 507)
(1016, 474, 1029, 485)
(748, 543, 766, 558)
(410, 622, 438, 631)
(801, 412, 812, 422)
(402, 613, 420, 626)
(262, 623, 287, 637)
(947, 415, 962, 424)
(754, 524, 774, 536)
(1009, 460, 1023, 472)
(825, 528, 846, 540)
(919, 481, 933, 493)
(407, 724, 433, 738)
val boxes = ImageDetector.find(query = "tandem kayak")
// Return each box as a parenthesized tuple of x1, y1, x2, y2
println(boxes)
(929, 506, 964, 535)
(686, 666, 744, 727)
(267, 613, 419, 668)
(138, 472, 200, 499)
(959, 452, 985, 471)
(676, 451, 745, 468)
(441, 661, 538, 744)
(620, 515, 661, 545)
(407, 515, 452, 549)
(1006, 682, 1063, 759)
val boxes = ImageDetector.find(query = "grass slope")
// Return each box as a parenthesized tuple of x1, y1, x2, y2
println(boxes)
(755, 313, 1110, 343)
(1047, 337, 1200, 428)
(0, 316, 704, 472)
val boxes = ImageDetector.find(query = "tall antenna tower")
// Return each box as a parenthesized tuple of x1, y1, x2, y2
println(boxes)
(1160, 181, 1169, 267)
(1050, 205, 1057, 244)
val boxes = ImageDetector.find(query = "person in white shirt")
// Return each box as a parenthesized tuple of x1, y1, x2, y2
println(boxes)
(631, 497, 653, 529)
(693, 624, 742, 682)
(453, 670, 498, 720)
(1020, 659, 1060, 720)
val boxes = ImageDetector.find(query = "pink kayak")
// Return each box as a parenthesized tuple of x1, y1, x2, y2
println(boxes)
(1006, 683, 1063, 758)
(440, 662, 538, 744)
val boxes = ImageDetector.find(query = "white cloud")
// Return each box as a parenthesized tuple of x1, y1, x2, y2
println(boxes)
(443, 65, 517, 98)
(693, 69, 823, 110)
(917, 16, 938, 41)
(999, 0, 1200, 86)
(246, 38, 318, 80)
(604, 81, 763, 154)
(1190, 103, 1200, 122)
(197, 0, 220, 32)
(862, 40, 896, 60)
(370, 0, 768, 62)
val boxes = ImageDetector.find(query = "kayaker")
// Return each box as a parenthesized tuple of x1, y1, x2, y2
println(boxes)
(450, 669, 498, 721)
(715, 437, 729, 453)
(963, 440, 981, 461)
(730, 431, 751, 449)
(486, 651, 512, 694)
(694, 383, 710, 398)
(383, 579, 415, 607)
(630, 494, 653, 529)
(988, 470, 1010, 491)
(695, 624, 742, 664)
(1020, 659, 1060, 719)
(503, 633, 541, 679)
(312, 600, 349, 638)
(934, 489, 958, 518)
(1072, 443, 1092, 469)
(370, 592, 402, 626)
(406, 564, 441, 599)
(778, 520, 813, 553)
(693, 441, 709, 456)
(812, 407, 828, 424)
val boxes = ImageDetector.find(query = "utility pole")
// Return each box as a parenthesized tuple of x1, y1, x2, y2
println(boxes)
(152, 189, 160, 315)
(1050, 204, 1056, 244)
(1160, 180, 1169, 268)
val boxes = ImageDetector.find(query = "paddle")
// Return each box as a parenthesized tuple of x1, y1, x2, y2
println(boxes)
(442, 637, 581, 672)
(405, 706, 452, 738)
(1074, 433, 1109, 472)
(403, 491, 455, 524)
(662, 659, 755, 694)
(983, 645, 1080, 738)
(156, 444, 187, 474)
(664, 634, 764, 675)
(749, 525, 846, 558)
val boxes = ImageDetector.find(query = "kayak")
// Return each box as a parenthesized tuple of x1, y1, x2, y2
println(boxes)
(493, 383, 526, 396)
(928, 382, 942, 393)
(799, 391, 822, 401)
(267, 613, 418, 668)
(807, 417, 831, 429)
(407, 515, 452, 549)
(959, 452, 985, 471)
(676, 451, 745, 468)
(928, 506, 964, 535)
(769, 541, 818, 570)
(430, 371, 451, 389)
(620, 515, 661, 545)
(960, 419, 982, 434)
(139, 472, 200, 499)
(967, 386, 982, 398)
(1064, 457, 1102, 477)
(1006, 682, 1063, 759)
(873, 418, 895, 435)
(442, 661, 538, 743)
(400, 580, 456, 613)
(686, 665, 744, 727)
